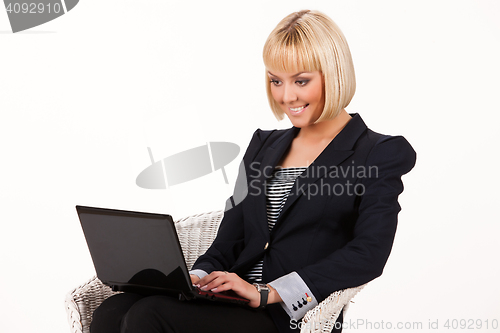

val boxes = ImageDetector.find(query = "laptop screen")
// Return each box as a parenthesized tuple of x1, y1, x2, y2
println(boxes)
(77, 206, 192, 293)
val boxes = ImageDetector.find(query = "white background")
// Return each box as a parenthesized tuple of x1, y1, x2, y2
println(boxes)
(1, 1, 499, 332)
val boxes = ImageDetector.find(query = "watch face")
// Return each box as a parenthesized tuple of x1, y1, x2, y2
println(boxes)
(259, 284, 269, 291)
(253, 283, 269, 292)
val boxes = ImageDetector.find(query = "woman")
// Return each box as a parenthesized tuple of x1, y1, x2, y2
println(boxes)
(91, 9, 416, 333)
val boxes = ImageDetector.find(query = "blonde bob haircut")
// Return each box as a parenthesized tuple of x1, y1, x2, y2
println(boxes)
(263, 10, 356, 122)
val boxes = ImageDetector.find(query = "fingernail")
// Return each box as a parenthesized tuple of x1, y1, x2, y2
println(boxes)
(195, 284, 200, 288)
(211, 288, 218, 292)
(200, 285, 207, 290)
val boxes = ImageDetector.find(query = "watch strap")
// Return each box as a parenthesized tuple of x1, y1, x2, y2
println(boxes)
(253, 283, 270, 309)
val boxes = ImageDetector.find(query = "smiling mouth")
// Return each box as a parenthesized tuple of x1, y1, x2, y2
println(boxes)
(289, 104, 309, 114)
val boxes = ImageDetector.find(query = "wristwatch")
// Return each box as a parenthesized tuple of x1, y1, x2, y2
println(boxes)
(253, 283, 270, 309)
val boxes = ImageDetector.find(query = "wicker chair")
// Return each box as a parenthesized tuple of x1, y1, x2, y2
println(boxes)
(65, 210, 365, 333)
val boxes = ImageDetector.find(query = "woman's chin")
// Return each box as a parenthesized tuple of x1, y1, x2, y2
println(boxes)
(286, 116, 315, 129)
(289, 121, 310, 129)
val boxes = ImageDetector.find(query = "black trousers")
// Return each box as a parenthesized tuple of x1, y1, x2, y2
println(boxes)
(90, 292, 343, 333)
(90, 293, 279, 333)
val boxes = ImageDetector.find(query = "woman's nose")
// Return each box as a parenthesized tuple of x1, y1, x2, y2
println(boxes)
(282, 84, 298, 104)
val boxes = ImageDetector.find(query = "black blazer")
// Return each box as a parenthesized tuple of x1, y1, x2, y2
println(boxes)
(192, 113, 416, 332)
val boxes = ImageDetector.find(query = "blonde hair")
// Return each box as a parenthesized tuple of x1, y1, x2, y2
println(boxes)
(263, 10, 356, 122)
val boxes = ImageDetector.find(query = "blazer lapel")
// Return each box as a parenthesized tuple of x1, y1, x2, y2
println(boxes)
(259, 127, 300, 178)
(252, 127, 299, 235)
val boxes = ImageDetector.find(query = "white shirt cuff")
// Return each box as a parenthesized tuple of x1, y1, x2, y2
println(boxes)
(268, 271, 318, 320)
(188, 269, 208, 281)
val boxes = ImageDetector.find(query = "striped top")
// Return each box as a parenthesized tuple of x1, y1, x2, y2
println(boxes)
(245, 166, 307, 282)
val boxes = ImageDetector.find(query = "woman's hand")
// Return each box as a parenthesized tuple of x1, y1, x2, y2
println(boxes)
(195, 271, 282, 308)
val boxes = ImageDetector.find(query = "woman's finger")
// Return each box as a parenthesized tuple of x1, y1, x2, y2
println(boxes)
(190, 274, 200, 285)
(198, 271, 230, 290)
(196, 271, 221, 286)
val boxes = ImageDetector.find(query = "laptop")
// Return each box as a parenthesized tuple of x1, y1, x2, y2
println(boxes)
(76, 205, 249, 305)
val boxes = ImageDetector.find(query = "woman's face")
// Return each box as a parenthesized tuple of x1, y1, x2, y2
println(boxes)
(268, 70, 325, 128)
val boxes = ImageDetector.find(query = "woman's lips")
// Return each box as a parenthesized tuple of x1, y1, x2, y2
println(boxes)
(289, 104, 309, 116)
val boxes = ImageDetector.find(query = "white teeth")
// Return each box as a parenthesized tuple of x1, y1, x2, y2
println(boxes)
(290, 105, 307, 112)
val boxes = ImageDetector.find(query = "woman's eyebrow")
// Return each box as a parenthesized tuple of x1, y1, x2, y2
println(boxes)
(267, 71, 310, 78)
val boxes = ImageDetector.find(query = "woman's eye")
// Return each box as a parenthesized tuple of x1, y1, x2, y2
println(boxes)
(270, 79, 282, 86)
(296, 80, 309, 86)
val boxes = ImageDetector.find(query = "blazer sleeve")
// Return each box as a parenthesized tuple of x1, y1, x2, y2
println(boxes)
(191, 128, 274, 273)
(296, 135, 417, 300)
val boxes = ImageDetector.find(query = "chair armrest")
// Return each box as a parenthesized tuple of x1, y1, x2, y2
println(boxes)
(300, 284, 367, 333)
(64, 276, 120, 333)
